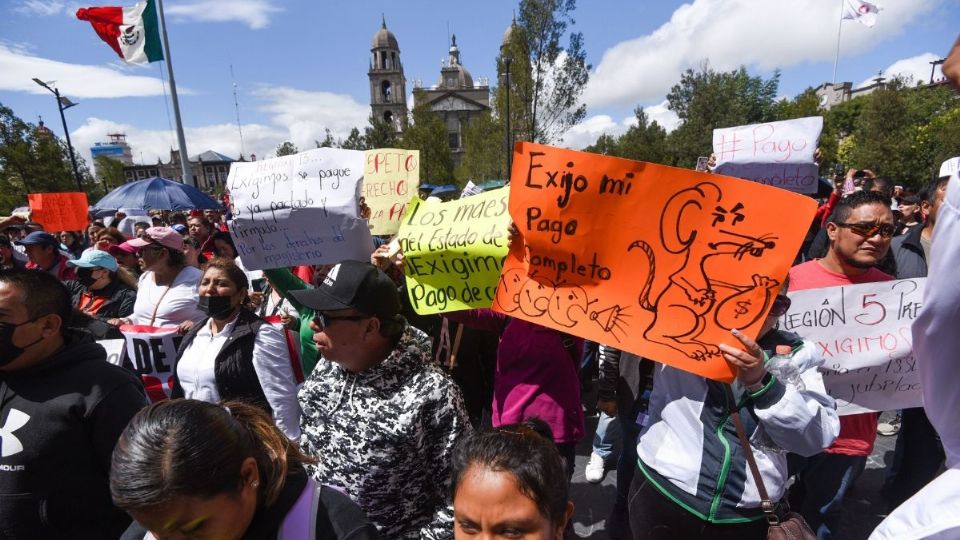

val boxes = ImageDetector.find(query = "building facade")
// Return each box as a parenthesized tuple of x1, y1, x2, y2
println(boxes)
(369, 17, 408, 134)
(123, 150, 237, 191)
(413, 34, 490, 167)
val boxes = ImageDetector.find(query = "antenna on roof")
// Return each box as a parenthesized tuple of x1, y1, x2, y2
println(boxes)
(230, 64, 246, 159)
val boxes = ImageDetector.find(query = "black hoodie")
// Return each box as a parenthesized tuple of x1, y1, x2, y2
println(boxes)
(0, 330, 148, 539)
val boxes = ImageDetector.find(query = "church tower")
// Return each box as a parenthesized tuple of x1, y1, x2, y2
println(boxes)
(369, 16, 407, 133)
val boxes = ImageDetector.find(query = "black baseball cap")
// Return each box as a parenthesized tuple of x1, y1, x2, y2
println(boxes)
(290, 260, 401, 318)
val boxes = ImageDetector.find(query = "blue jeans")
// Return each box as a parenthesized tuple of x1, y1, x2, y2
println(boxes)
(791, 453, 867, 540)
(882, 407, 944, 508)
(592, 411, 621, 460)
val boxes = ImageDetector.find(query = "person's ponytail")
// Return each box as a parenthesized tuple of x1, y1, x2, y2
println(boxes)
(110, 399, 315, 511)
(221, 400, 316, 506)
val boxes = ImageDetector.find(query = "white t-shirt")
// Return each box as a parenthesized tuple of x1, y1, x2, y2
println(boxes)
(131, 266, 204, 327)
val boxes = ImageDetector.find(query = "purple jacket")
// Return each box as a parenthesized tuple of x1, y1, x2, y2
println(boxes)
(445, 310, 584, 444)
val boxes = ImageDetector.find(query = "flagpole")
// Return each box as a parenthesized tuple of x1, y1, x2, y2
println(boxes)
(154, 0, 194, 186)
(832, 0, 844, 84)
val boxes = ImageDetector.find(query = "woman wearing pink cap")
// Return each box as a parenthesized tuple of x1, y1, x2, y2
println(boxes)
(120, 226, 204, 332)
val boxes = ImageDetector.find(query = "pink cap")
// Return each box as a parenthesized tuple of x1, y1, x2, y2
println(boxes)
(127, 227, 184, 251)
(108, 241, 138, 256)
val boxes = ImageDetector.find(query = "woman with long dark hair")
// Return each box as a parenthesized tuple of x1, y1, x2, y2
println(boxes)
(111, 399, 380, 540)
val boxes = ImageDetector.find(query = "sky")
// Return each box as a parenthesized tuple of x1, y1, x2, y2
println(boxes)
(0, 0, 956, 172)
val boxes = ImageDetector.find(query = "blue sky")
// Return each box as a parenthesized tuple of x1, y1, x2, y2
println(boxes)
(0, 0, 956, 168)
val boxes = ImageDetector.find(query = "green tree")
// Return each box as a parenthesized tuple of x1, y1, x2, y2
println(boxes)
(665, 63, 780, 167)
(315, 128, 335, 148)
(364, 115, 399, 150)
(275, 141, 298, 156)
(456, 111, 505, 182)
(94, 155, 125, 191)
(617, 107, 669, 164)
(514, 0, 590, 143)
(583, 133, 619, 156)
(338, 127, 367, 150)
(495, 19, 534, 147)
(401, 101, 454, 184)
(0, 103, 94, 213)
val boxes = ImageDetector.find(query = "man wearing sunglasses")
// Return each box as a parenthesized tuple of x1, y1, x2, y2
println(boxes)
(292, 260, 469, 539)
(788, 190, 896, 539)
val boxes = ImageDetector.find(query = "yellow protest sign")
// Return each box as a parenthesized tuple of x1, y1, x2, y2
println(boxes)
(363, 149, 420, 234)
(398, 187, 511, 314)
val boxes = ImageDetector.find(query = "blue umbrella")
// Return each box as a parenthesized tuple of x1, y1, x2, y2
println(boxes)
(94, 176, 221, 211)
(429, 185, 458, 196)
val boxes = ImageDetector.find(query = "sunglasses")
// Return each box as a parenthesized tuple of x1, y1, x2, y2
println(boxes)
(312, 312, 371, 329)
(835, 222, 896, 239)
(770, 295, 791, 317)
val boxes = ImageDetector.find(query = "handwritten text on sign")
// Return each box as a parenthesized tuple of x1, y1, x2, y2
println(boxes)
(227, 148, 374, 270)
(363, 149, 419, 235)
(497, 142, 816, 382)
(780, 278, 925, 415)
(28, 192, 90, 232)
(713, 116, 823, 194)
(398, 188, 510, 315)
(118, 325, 182, 403)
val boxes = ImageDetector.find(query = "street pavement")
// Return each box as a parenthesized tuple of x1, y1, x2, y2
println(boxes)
(567, 404, 900, 539)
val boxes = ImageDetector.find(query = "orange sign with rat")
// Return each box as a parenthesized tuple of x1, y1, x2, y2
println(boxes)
(494, 142, 817, 382)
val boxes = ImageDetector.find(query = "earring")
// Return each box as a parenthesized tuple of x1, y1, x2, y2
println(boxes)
(251, 480, 259, 488)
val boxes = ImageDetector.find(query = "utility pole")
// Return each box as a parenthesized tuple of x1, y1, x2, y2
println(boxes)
(503, 56, 513, 179)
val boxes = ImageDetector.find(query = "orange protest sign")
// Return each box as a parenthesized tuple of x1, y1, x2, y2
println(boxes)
(494, 143, 817, 382)
(28, 192, 89, 232)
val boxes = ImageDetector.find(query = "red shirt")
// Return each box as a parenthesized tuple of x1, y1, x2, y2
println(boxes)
(789, 260, 894, 456)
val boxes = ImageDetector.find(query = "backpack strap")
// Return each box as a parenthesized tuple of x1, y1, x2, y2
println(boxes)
(278, 476, 319, 540)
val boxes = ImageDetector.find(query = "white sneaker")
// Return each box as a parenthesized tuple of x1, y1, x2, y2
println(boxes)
(585, 452, 606, 483)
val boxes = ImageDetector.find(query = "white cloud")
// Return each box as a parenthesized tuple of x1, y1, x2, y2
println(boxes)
(857, 52, 944, 88)
(165, 0, 282, 30)
(253, 85, 370, 147)
(72, 117, 285, 170)
(0, 42, 181, 98)
(72, 85, 371, 169)
(584, 0, 939, 109)
(13, 0, 65, 16)
(561, 101, 680, 149)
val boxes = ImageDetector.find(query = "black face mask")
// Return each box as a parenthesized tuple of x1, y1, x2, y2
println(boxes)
(76, 267, 97, 288)
(197, 295, 236, 320)
(0, 318, 43, 367)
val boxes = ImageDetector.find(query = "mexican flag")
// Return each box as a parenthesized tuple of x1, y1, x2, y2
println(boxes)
(76, 0, 163, 65)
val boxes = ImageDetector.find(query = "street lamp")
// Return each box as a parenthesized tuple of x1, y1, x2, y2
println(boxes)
(930, 58, 946, 84)
(502, 56, 513, 179)
(32, 78, 83, 191)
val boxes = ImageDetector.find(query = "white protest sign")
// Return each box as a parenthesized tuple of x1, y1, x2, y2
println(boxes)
(779, 278, 925, 415)
(227, 148, 375, 270)
(118, 325, 183, 403)
(713, 116, 823, 194)
(98, 339, 126, 366)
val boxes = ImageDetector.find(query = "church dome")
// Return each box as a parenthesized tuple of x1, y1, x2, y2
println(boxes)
(439, 64, 474, 89)
(501, 16, 517, 49)
(372, 17, 399, 50)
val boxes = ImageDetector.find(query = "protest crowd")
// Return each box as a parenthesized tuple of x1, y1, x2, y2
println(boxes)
(0, 34, 958, 540)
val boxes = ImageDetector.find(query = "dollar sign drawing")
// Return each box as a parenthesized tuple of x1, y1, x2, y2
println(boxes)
(733, 299, 752, 318)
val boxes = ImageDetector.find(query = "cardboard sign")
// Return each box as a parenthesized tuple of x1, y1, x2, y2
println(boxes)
(781, 279, 925, 415)
(227, 148, 375, 270)
(98, 339, 126, 366)
(362, 149, 420, 235)
(497, 142, 816, 382)
(28, 192, 89, 231)
(118, 325, 183, 403)
(398, 188, 511, 315)
(713, 117, 823, 194)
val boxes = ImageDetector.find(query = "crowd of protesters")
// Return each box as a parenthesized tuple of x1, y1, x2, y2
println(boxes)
(0, 36, 956, 540)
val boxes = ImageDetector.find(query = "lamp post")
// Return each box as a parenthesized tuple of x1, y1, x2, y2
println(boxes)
(930, 58, 945, 84)
(503, 56, 513, 179)
(32, 78, 83, 191)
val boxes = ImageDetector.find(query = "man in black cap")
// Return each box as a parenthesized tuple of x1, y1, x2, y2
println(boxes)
(293, 260, 469, 540)
(15, 231, 75, 281)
